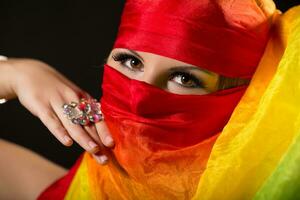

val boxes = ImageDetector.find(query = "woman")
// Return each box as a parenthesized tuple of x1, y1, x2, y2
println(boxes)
(1, 1, 300, 200)
(38, 0, 287, 199)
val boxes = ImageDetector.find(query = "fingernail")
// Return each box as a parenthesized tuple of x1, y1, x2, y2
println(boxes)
(98, 155, 108, 164)
(64, 135, 73, 145)
(88, 141, 98, 150)
(105, 136, 114, 146)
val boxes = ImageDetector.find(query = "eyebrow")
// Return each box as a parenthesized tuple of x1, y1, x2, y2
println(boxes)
(169, 66, 214, 75)
(124, 49, 213, 75)
(128, 49, 144, 62)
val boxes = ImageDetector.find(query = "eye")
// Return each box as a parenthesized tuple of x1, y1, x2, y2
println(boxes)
(169, 71, 205, 88)
(112, 52, 143, 71)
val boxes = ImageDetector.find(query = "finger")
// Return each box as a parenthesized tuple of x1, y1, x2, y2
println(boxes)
(84, 124, 110, 165)
(92, 153, 108, 165)
(84, 125, 101, 145)
(51, 94, 100, 154)
(95, 120, 114, 148)
(38, 104, 73, 147)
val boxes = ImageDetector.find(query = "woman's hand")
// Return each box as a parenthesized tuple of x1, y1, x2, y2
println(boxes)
(6, 58, 113, 164)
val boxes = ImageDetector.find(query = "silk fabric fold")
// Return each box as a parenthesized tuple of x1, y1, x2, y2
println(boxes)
(192, 6, 300, 200)
(113, 0, 275, 78)
(62, 5, 300, 200)
(63, 63, 246, 200)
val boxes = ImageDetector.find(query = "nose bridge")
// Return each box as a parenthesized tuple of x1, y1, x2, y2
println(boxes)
(142, 63, 164, 88)
(129, 63, 165, 115)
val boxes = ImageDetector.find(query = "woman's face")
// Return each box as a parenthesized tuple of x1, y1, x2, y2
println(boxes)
(106, 48, 219, 95)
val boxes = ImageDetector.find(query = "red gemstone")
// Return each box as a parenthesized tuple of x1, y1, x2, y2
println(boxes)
(78, 102, 86, 110)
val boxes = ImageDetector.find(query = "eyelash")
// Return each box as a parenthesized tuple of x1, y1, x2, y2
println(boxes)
(112, 52, 205, 89)
(112, 52, 142, 71)
(169, 71, 205, 88)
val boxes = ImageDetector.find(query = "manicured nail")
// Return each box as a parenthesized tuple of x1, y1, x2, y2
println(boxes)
(105, 136, 114, 147)
(88, 141, 98, 150)
(64, 135, 73, 145)
(98, 155, 108, 164)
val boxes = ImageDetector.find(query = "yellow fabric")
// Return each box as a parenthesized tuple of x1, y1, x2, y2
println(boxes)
(192, 6, 300, 200)
(64, 154, 93, 200)
(64, 5, 300, 200)
(65, 136, 219, 200)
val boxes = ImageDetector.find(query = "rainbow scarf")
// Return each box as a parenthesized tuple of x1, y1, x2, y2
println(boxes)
(64, 6, 300, 200)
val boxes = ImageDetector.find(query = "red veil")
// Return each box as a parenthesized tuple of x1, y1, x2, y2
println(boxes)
(38, 0, 279, 199)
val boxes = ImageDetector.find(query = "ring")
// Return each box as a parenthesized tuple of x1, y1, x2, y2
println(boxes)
(62, 98, 103, 126)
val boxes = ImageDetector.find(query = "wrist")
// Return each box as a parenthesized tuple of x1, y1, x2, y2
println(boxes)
(0, 56, 17, 101)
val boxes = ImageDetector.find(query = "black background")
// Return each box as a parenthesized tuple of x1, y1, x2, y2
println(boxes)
(0, 1, 299, 168)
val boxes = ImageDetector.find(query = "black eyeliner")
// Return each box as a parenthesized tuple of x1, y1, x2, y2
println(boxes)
(113, 52, 206, 89)
(170, 71, 206, 88)
(112, 52, 139, 63)
(112, 52, 143, 72)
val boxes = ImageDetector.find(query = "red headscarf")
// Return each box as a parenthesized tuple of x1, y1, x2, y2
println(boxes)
(113, 0, 274, 78)
(91, 1, 275, 198)
(38, 1, 276, 199)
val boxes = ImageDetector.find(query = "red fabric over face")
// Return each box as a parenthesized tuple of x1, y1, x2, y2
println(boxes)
(93, 64, 247, 196)
(113, 0, 273, 78)
(101, 64, 246, 149)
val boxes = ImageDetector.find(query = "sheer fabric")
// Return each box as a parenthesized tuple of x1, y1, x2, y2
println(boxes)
(37, 3, 300, 200)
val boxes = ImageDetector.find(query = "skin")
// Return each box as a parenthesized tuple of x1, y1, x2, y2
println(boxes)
(0, 59, 112, 199)
(107, 48, 219, 95)
(0, 51, 219, 199)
